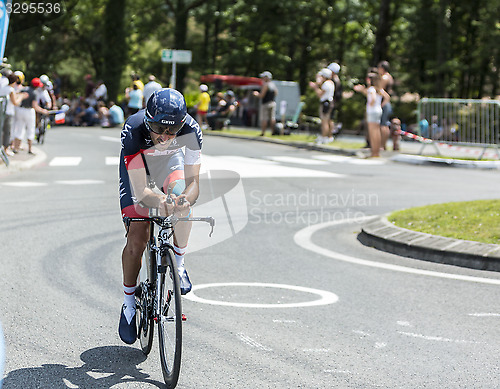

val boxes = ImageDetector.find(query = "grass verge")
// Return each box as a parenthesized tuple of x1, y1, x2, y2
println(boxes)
(388, 199, 500, 244)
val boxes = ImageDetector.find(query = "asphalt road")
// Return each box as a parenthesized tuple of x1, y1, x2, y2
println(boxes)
(1, 126, 500, 388)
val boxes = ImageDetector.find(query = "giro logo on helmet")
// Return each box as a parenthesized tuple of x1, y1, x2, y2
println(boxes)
(161, 120, 176, 125)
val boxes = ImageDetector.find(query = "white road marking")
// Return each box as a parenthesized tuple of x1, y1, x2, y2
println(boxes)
(273, 319, 296, 323)
(100, 135, 121, 143)
(267, 156, 329, 165)
(183, 282, 339, 308)
(396, 321, 413, 327)
(105, 156, 120, 165)
(1, 181, 47, 187)
(49, 157, 82, 166)
(293, 216, 500, 285)
(374, 342, 387, 349)
(201, 155, 344, 178)
(62, 378, 79, 389)
(398, 331, 480, 344)
(468, 313, 500, 317)
(237, 333, 272, 351)
(55, 179, 105, 185)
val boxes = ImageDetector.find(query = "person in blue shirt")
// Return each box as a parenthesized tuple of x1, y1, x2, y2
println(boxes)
(109, 101, 124, 127)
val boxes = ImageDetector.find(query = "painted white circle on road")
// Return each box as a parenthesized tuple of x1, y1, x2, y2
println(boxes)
(184, 282, 338, 308)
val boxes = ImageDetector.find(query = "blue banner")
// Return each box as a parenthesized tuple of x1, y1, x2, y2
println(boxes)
(0, 0, 11, 61)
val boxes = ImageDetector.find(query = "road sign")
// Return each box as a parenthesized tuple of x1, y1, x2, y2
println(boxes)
(161, 49, 192, 64)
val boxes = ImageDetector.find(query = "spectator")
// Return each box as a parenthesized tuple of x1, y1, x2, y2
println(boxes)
(143, 75, 162, 105)
(51, 72, 62, 99)
(206, 91, 237, 130)
(94, 80, 108, 102)
(125, 83, 143, 117)
(108, 101, 125, 127)
(84, 74, 95, 99)
(378, 61, 394, 148)
(0, 73, 26, 155)
(0, 68, 10, 87)
(419, 116, 429, 137)
(309, 68, 335, 144)
(254, 71, 277, 136)
(12, 78, 49, 154)
(389, 117, 402, 151)
(77, 101, 98, 126)
(354, 72, 390, 158)
(196, 84, 210, 129)
(130, 73, 144, 90)
(328, 62, 343, 135)
(97, 101, 110, 127)
(39, 74, 57, 109)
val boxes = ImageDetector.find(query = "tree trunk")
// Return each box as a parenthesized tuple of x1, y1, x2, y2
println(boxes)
(372, 0, 392, 65)
(103, 0, 127, 102)
(174, 0, 188, 92)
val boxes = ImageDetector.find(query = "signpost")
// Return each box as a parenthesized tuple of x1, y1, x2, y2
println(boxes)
(161, 49, 192, 89)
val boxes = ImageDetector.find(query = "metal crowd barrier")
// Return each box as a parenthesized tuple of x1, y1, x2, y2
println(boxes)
(416, 98, 500, 158)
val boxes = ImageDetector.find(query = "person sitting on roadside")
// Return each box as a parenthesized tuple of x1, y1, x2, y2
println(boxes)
(108, 101, 125, 127)
(97, 101, 110, 127)
(76, 101, 98, 126)
(206, 90, 237, 130)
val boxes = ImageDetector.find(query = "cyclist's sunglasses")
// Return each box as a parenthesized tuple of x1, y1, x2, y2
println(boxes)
(146, 119, 185, 136)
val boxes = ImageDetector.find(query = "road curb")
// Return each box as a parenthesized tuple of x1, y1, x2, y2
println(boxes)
(203, 130, 362, 157)
(0, 147, 47, 177)
(205, 130, 500, 169)
(359, 215, 500, 272)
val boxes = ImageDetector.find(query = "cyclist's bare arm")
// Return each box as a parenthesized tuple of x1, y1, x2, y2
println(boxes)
(129, 167, 173, 215)
(181, 164, 200, 206)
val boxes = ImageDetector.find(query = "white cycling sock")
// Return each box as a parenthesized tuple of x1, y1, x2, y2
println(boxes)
(123, 283, 136, 324)
(173, 244, 186, 272)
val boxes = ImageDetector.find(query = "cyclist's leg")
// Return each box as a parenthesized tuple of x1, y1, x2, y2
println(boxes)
(161, 152, 193, 294)
(118, 159, 151, 343)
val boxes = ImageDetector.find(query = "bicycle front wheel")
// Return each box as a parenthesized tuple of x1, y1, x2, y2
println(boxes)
(136, 240, 155, 355)
(158, 248, 182, 388)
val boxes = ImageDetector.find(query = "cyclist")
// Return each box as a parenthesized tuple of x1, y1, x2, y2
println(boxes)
(118, 88, 202, 344)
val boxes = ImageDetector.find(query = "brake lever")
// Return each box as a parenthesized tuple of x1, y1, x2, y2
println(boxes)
(208, 217, 215, 237)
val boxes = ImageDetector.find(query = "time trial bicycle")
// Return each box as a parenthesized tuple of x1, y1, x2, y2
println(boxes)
(123, 204, 214, 388)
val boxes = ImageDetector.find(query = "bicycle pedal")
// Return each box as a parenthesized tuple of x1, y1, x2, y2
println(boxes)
(182, 314, 187, 321)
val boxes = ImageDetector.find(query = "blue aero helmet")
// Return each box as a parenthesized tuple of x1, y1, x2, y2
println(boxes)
(144, 88, 187, 135)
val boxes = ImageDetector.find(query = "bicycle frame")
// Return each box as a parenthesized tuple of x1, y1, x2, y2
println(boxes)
(124, 213, 215, 320)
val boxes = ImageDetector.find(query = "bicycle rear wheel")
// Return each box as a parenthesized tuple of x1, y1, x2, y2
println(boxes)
(136, 239, 156, 355)
(158, 248, 182, 388)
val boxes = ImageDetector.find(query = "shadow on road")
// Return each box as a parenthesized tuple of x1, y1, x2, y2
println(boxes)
(2, 345, 165, 388)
